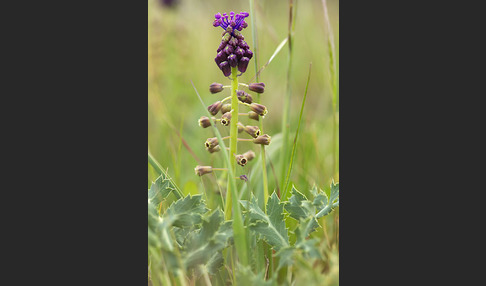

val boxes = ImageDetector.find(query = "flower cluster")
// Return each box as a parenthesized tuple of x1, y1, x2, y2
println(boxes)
(195, 11, 272, 183)
(213, 12, 253, 77)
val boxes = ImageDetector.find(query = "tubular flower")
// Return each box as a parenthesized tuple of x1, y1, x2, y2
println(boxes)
(195, 166, 213, 176)
(213, 12, 252, 77)
(253, 134, 271, 145)
(205, 137, 219, 149)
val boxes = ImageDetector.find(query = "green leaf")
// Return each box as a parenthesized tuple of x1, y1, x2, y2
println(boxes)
(316, 182, 339, 219)
(275, 246, 295, 270)
(284, 186, 311, 220)
(163, 194, 208, 228)
(243, 192, 289, 251)
(235, 263, 276, 286)
(148, 174, 175, 207)
(182, 210, 233, 271)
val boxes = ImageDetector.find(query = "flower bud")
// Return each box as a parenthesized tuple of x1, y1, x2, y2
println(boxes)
(221, 112, 232, 126)
(248, 111, 260, 121)
(208, 101, 223, 115)
(233, 30, 244, 39)
(229, 37, 238, 46)
(195, 165, 213, 176)
(221, 103, 232, 114)
(219, 61, 231, 77)
(235, 154, 248, 166)
(249, 103, 267, 116)
(245, 49, 253, 60)
(222, 33, 231, 43)
(244, 125, 261, 138)
(237, 90, 253, 104)
(228, 54, 238, 68)
(224, 44, 234, 55)
(239, 175, 248, 181)
(215, 50, 227, 65)
(238, 57, 250, 73)
(248, 82, 265, 93)
(205, 137, 219, 149)
(235, 47, 245, 59)
(217, 41, 226, 52)
(198, 116, 212, 128)
(238, 39, 249, 49)
(253, 134, 271, 145)
(206, 145, 221, 153)
(209, 82, 224, 94)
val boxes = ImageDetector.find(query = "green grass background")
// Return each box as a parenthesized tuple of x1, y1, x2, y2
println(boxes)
(148, 0, 339, 194)
(149, 0, 339, 283)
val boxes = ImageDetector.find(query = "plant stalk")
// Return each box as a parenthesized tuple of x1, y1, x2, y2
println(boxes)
(225, 67, 239, 220)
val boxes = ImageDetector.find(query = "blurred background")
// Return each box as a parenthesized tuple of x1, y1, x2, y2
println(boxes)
(148, 0, 339, 200)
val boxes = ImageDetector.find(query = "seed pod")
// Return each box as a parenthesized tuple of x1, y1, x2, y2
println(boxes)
(228, 54, 238, 68)
(237, 90, 253, 104)
(195, 165, 213, 176)
(221, 112, 232, 126)
(248, 111, 260, 121)
(205, 137, 219, 149)
(235, 154, 248, 166)
(209, 82, 224, 94)
(238, 57, 250, 73)
(208, 101, 223, 115)
(248, 82, 265, 93)
(198, 116, 212, 128)
(244, 125, 261, 138)
(221, 103, 232, 114)
(249, 103, 267, 116)
(219, 61, 231, 77)
(206, 145, 221, 153)
(253, 134, 271, 145)
(243, 150, 255, 161)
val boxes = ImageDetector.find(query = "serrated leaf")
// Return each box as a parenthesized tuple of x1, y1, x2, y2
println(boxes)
(182, 210, 233, 272)
(243, 192, 289, 251)
(164, 194, 208, 228)
(316, 182, 339, 219)
(148, 173, 177, 207)
(284, 186, 311, 221)
(295, 216, 320, 242)
(330, 181, 339, 204)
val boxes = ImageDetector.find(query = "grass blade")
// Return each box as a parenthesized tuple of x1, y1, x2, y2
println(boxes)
(282, 63, 311, 199)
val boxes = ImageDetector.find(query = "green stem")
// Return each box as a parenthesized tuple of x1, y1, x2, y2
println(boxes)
(225, 67, 239, 221)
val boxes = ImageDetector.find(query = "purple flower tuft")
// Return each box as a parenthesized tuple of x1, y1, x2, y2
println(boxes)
(212, 11, 250, 36)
